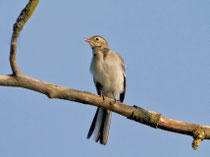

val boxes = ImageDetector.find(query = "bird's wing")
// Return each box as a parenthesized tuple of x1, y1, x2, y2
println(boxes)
(114, 52, 126, 102)
(114, 52, 126, 76)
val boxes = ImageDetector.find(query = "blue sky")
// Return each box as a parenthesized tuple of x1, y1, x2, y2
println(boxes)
(0, 0, 209, 156)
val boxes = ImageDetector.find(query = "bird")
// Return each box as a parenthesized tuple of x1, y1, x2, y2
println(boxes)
(84, 35, 126, 145)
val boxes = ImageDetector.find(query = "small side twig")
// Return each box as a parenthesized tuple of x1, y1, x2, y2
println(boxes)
(10, 0, 39, 76)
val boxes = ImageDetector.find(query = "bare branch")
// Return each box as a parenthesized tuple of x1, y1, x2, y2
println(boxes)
(0, 74, 210, 150)
(10, 0, 39, 75)
(0, 0, 209, 150)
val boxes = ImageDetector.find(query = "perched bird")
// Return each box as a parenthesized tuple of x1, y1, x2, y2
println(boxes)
(84, 35, 126, 145)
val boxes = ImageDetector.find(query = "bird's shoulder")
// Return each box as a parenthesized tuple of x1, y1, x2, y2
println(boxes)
(109, 51, 125, 63)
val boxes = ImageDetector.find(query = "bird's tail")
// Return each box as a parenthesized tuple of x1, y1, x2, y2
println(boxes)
(87, 107, 112, 145)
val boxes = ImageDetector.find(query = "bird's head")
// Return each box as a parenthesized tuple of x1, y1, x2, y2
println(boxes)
(84, 35, 109, 49)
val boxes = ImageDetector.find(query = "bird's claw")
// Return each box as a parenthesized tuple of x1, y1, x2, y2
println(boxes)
(110, 98, 117, 105)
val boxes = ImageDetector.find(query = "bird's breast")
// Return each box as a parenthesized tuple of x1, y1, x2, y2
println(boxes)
(90, 54, 124, 96)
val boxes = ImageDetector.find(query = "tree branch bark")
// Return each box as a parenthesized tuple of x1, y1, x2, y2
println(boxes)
(0, 0, 209, 150)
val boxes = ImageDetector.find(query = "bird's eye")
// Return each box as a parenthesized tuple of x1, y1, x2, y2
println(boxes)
(95, 38, 99, 41)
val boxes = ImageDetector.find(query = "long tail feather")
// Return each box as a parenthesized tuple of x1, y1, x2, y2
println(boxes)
(94, 108, 104, 142)
(87, 108, 112, 145)
(100, 109, 112, 145)
(87, 108, 99, 139)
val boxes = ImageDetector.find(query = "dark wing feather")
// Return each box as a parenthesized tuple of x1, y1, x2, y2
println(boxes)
(120, 75, 126, 102)
(94, 80, 103, 96)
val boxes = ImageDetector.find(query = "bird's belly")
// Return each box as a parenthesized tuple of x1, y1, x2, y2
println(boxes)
(91, 61, 124, 97)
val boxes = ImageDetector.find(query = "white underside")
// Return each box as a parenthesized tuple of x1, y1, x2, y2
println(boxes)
(90, 53, 124, 98)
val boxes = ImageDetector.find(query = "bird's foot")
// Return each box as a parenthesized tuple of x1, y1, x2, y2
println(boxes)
(110, 92, 117, 105)
(110, 98, 117, 105)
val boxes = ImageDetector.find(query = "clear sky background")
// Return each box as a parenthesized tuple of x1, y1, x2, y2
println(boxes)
(0, 0, 209, 157)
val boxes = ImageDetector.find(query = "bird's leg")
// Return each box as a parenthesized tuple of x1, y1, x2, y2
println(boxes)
(100, 94, 105, 101)
(110, 92, 116, 105)
(99, 88, 105, 101)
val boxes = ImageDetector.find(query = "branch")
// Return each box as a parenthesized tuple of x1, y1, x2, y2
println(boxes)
(0, 0, 209, 150)
(10, 0, 39, 76)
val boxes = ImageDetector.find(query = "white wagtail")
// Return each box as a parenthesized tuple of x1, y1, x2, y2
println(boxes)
(84, 35, 126, 145)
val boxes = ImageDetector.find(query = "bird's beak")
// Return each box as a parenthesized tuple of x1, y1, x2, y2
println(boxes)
(84, 38, 92, 43)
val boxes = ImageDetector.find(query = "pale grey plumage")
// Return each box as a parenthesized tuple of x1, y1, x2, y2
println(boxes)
(84, 35, 126, 145)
